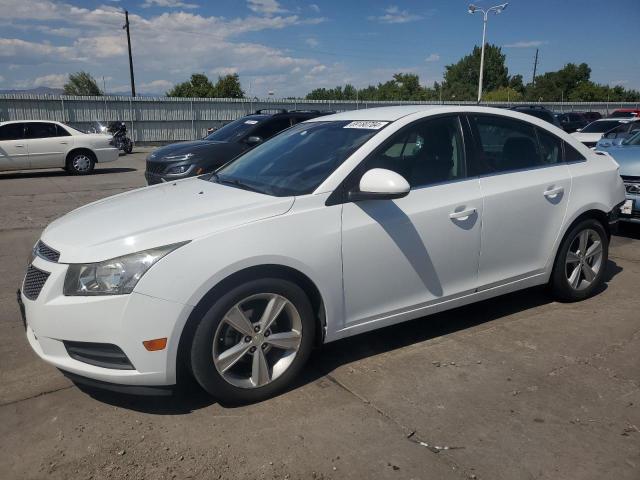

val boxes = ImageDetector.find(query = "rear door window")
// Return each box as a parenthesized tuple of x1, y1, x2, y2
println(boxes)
(469, 115, 543, 174)
(25, 122, 58, 139)
(0, 123, 25, 140)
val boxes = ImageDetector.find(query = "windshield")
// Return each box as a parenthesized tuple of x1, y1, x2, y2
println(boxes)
(623, 131, 640, 145)
(211, 121, 382, 196)
(204, 115, 267, 142)
(582, 120, 624, 133)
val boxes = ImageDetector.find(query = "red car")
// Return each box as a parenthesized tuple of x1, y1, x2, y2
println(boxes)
(609, 109, 640, 119)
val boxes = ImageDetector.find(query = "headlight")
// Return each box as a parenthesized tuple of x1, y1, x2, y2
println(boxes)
(63, 242, 188, 296)
(166, 164, 192, 175)
(163, 153, 194, 162)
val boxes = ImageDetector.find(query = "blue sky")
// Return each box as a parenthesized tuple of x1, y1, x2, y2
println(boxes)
(0, 0, 638, 96)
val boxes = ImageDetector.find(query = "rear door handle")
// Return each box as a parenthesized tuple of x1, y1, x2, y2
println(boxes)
(60, 141, 68, 145)
(15, 145, 24, 148)
(449, 208, 477, 220)
(543, 186, 564, 198)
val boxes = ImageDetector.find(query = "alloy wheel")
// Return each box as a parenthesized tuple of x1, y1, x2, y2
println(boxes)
(72, 155, 92, 172)
(212, 293, 302, 389)
(564, 228, 604, 291)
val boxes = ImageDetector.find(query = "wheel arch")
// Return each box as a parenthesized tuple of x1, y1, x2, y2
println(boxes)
(549, 207, 611, 277)
(175, 264, 326, 385)
(66, 147, 97, 165)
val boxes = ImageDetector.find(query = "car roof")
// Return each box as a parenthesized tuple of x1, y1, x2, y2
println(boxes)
(0, 120, 62, 126)
(308, 105, 569, 123)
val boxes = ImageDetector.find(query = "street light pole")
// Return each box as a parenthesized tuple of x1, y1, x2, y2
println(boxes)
(468, 3, 508, 104)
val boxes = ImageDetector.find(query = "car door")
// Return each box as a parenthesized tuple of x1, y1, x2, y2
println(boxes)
(24, 122, 70, 168)
(467, 114, 571, 288)
(0, 123, 28, 171)
(341, 115, 483, 326)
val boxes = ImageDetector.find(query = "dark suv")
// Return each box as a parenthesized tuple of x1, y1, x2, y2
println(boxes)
(554, 112, 588, 133)
(145, 109, 332, 185)
(508, 105, 562, 129)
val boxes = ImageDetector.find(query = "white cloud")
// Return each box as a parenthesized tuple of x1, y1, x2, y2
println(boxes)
(309, 4, 320, 13)
(425, 53, 440, 62)
(309, 64, 327, 75)
(138, 79, 173, 92)
(247, 0, 286, 16)
(503, 40, 548, 48)
(369, 5, 422, 24)
(305, 37, 319, 48)
(33, 73, 67, 88)
(142, 0, 198, 8)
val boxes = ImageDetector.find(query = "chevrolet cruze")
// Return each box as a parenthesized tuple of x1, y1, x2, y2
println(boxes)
(21, 106, 626, 403)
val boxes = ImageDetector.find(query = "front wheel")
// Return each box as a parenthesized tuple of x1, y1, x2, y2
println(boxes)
(190, 278, 315, 404)
(550, 219, 608, 302)
(123, 138, 133, 154)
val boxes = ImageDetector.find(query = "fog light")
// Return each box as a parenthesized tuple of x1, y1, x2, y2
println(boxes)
(143, 338, 167, 351)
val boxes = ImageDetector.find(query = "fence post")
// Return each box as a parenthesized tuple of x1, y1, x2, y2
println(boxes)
(129, 97, 135, 144)
(190, 99, 195, 140)
(60, 97, 65, 123)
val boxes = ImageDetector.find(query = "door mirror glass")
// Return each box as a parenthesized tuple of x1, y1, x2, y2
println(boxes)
(349, 168, 410, 201)
(246, 135, 263, 145)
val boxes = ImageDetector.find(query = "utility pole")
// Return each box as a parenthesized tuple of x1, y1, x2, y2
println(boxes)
(532, 48, 539, 86)
(123, 10, 136, 97)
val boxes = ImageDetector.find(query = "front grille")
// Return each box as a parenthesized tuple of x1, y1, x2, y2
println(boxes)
(23, 265, 50, 300)
(146, 161, 165, 175)
(64, 341, 135, 370)
(622, 176, 640, 195)
(35, 241, 60, 262)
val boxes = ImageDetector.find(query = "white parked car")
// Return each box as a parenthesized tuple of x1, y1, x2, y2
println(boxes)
(571, 118, 635, 148)
(0, 120, 118, 174)
(21, 106, 625, 403)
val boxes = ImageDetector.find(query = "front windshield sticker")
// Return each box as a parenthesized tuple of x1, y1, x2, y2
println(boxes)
(244, 120, 259, 125)
(343, 121, 388, 130)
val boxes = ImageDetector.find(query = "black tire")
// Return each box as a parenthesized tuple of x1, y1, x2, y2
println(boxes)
(190, 278, 315, 404)
(550, 218, 608, 302)
(124, 139, 133, 154)
(66, 151, 96, 175)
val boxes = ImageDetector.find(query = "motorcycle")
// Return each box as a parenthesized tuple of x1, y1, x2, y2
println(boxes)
(107, 121, 133, 154)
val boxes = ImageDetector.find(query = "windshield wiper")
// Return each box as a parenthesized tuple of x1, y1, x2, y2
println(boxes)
(215, 175, 263, 194)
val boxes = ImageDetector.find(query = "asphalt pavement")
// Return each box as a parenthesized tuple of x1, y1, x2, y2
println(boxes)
(0, 148, 638, 479)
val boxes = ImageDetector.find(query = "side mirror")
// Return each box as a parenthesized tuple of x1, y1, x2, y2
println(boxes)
(348, 168, 410, 202)
(605, 132, 617, 139)
(246, 136, 263, 145)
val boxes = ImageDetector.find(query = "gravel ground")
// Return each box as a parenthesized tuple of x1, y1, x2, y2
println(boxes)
(0, 149, 638, 479)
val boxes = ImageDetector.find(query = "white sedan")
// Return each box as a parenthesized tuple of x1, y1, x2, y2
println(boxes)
(0, 120, 119, 174)
(21, 106, 625, 403)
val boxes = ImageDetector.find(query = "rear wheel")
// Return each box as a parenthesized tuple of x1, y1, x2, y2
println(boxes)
(550, 218, 608, 302)
(66, 151, 95, 175)
(190, 278, 315, 404)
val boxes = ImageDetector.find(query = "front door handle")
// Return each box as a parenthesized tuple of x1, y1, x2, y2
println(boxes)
(449, 207, 477, 220)
(543, 186, 564, 198)
(60, 141, 68, 145)
(15, 145, 24, 148)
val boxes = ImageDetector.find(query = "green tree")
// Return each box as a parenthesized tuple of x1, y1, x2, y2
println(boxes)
(214, 73, 245, 98)
(63, 71, 103, 96)
(167, 73, 245, 98)
(167, 73, 216, 97)
(525, 63, 592, 101)
(484, 86, 523, 102)
(442, 44, 510, 100)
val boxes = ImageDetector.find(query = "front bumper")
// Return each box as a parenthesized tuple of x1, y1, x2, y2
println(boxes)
(20, 256, 193, 387)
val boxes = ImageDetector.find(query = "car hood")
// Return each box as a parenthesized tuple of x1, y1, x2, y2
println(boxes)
(41, 178, 294, 263)
(597, 145, 640, 177)
(148, 140, 228, 160)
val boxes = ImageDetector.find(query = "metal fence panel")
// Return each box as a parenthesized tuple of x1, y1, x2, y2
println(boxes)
(1, 94, 638, 144)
